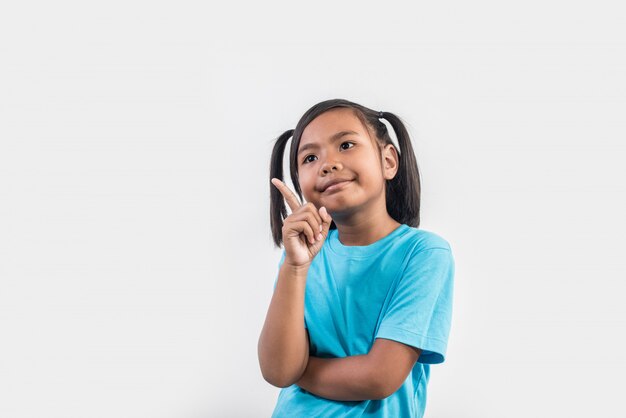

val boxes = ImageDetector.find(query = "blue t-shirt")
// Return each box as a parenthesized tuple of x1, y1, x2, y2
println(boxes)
(270, 224, 455, 418)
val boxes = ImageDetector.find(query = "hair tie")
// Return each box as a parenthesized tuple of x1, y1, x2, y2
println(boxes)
(378, 111, 384, 118)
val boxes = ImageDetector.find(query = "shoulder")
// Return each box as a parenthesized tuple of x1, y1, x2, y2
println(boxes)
(398, 227, 455, 275)
(400, 226, 452, 253)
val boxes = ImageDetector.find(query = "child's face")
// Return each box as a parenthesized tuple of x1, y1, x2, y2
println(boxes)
(296, 108, 397, 217)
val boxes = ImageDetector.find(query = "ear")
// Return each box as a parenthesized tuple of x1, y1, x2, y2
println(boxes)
(381, 143, 399, 181)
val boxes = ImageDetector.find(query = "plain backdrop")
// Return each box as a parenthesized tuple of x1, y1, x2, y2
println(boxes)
(1, 1, 625, 417)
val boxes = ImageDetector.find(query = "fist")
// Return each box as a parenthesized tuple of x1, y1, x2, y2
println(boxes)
(271, 178, 333, 268)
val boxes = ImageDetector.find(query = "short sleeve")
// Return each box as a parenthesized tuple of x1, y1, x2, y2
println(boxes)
(375, 247, 455, 364)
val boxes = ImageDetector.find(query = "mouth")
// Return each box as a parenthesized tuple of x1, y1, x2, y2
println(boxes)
(322, 180, 352, 193)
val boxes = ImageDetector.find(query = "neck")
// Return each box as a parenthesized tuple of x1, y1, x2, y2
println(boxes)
(325, 186, 401, 246)
(333, 215, 401, 246)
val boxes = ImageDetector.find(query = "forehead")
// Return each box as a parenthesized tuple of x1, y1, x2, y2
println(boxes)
(299, 108, 369, 147)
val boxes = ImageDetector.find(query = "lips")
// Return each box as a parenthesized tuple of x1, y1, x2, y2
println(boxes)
(320, 179, 352, 193)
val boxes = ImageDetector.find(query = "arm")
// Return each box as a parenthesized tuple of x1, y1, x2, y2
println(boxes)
(295, 354, 377, 401)
(257, 262, 310, 388)
(295, 338, 422, 401)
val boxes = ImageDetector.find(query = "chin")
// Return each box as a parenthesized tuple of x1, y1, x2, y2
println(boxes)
(321, 202, 351, 216)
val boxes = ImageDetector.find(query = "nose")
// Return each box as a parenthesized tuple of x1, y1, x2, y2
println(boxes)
(321, 160, 342, 175)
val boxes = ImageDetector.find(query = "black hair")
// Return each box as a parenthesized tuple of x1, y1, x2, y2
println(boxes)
(269, 98, 421, 248)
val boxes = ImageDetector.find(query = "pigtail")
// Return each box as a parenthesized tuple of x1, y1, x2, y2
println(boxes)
(380, 112, 421, 228)
(269, 129, 295, 248)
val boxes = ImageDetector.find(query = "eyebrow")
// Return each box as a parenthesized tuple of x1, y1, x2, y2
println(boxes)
(297, 130, 360, 156)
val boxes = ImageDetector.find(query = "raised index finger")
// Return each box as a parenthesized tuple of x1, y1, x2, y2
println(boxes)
(271, 178, 302, 212)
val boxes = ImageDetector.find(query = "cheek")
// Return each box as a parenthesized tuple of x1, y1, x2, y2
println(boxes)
(298, 176, 316, 194)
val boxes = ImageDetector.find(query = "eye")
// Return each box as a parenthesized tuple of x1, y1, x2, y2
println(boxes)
(302, 141, 354, 164)
(302, 154, 316, 164)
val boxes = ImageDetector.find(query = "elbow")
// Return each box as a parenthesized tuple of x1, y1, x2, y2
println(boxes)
(368, 373, 401, 401)
(258, 353, 307, 388)
(369, 382, 392, 401)
(258, 357, 290, 388)
(263, 376, 293, 389)
(257, 337, 309, 388)
(260, 368, 301, 388)
(370, 383, 398, 401)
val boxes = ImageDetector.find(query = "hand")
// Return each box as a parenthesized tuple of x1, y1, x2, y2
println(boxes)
(271, 178, 333, 268)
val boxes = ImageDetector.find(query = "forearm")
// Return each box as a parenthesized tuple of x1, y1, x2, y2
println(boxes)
(258, 263, 310, 387)
(295, 354, 380, 401)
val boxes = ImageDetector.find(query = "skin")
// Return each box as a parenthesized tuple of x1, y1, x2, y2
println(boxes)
(265, 108, 423, 400)
(296, 107, 402, 246)
(258, 178, 332, 388)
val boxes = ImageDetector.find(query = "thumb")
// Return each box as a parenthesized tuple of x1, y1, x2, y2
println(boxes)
(319, 206, 333, 236)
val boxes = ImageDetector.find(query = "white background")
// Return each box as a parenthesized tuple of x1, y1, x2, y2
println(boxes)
(1, 1, 625, 417)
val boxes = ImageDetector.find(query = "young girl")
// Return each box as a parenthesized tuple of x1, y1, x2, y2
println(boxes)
(258, 98, 455, 418)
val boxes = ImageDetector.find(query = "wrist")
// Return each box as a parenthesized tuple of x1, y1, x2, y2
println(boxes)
(282, 260, 311, 273)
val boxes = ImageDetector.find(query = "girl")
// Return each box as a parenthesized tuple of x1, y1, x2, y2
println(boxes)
(258, 98, 455, 418)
